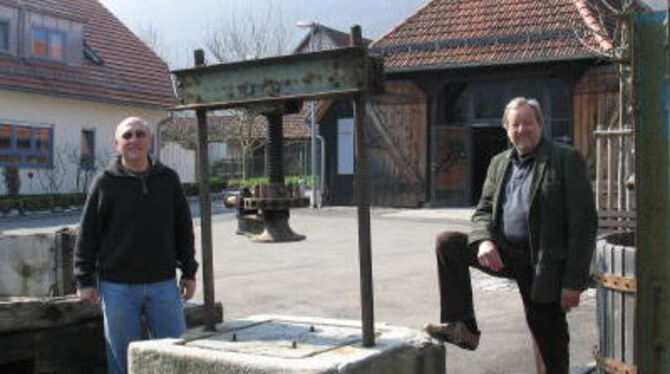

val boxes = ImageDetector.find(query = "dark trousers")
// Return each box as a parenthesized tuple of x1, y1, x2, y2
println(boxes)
(436, 231, 569, 374)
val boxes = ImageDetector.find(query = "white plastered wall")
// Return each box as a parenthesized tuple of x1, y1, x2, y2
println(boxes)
(159, 141, 195, 183)
(0, 89, 170, 194)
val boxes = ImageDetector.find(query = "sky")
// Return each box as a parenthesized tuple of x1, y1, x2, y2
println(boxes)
(98, 0, 667, 68)
(98, 0, 427, 68)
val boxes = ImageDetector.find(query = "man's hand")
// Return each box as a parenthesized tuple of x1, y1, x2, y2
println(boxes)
(77, 287, 99, 305)
(477, 240, 504, 272)
(561, 288, 581, 312)
(180, 278, 196, 301)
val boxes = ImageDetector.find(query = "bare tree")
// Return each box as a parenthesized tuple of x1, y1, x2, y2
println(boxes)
(60, 143, 115, 193)
(223, 110, 268, 179)
(205, 2, 289, 63)
(160, 112, 267, 180)
(572, 0, 635, 130)
(571, 0, 636, 60)
(135, 21, 184, 68)
(37, 144, 73, 194)
(203, 3, 291, 180)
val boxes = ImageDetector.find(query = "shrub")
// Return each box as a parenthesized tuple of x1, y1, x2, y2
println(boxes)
(2, 167, 21, 196)
(20, 195, 54, 212)
(226, 175, 312, 189)
(0, 193, 88, 214)
(181, 179, 228, 197)
(182, 183, 199, 196)
(0, 199, 15, 214)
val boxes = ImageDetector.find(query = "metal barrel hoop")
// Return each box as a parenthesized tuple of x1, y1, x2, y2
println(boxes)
(594, 349, 637, 374)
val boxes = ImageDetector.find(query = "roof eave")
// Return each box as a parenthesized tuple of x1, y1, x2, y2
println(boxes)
(0, 84, 176, 110)
(383, 53, 603, 74)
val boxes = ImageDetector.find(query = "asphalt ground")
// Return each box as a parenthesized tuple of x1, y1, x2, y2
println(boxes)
(1, 204, 597, 373)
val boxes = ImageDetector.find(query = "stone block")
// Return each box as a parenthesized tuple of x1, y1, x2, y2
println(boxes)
(0, 233, 55, 297)
(129, 315, 445, 374)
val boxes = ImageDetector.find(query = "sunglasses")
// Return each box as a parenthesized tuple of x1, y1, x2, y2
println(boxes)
(121, 130, 147, 140)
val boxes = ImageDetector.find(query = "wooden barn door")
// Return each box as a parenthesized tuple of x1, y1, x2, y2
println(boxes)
(365, 81, 427, 207)
(430, 125, 469, 206)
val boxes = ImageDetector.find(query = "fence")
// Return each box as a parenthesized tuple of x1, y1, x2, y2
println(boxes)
(594, 123, 635, 232)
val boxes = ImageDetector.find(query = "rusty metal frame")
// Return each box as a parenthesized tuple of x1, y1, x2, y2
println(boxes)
(172, 47, 376, 111)
(594, 349, 638, 374)
(592, 272, 637, 293)
(172, 26, 379, 346)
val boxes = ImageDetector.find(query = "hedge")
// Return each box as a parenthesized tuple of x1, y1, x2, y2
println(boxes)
(0, 193, 87, 214)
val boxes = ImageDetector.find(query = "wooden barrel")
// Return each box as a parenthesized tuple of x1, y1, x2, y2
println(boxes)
(593, 232, 636, 374)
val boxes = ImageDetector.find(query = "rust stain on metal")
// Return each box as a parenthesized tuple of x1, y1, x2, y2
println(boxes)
(302, 72, 317, 84)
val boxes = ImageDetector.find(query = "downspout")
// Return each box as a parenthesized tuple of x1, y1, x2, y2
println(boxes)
(317, 132, 325, 206)
(302, 118, 325, 208)
(17, 1, 25, 57)
(154, 111, 174, 162)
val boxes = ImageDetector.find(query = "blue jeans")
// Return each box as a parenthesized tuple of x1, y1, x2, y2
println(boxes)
(99, 278, 186, 374)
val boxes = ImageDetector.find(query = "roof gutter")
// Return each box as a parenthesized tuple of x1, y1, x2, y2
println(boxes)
(0, 84, 176, 111)
(382, 53, 602, 75)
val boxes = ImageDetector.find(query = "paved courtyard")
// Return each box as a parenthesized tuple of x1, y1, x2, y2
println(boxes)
(196, 206, 597, 373)
(1, 204, 597, 373)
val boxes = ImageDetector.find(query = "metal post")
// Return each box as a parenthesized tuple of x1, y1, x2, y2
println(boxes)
(351, 25, 374, 347)
(193, 49, 217, 332)
(310, 101, 318, 207)
(634, 9, 670, 373)
(309, 25, 319, 208)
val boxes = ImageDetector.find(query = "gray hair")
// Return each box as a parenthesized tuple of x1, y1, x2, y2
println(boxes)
(502, 97, 544, 127)
(115, 116, 152, 139)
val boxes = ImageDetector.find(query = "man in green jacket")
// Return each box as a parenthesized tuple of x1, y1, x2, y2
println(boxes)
(424, 97, 597, 374)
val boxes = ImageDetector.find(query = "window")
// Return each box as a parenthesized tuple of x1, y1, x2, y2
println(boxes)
(0, 123, 53, 168)
(80, 129, 95, 170)
(337, 118, 354, 175)
(31, 27, 65, 60)
(0, 21, 8, 51)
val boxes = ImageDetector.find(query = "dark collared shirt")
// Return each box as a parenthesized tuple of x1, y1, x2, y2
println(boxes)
(501, 147, 537, 245)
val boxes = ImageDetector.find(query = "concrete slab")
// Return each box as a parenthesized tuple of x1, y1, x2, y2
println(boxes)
(380, 208, 474, 222)
(0, 233, 55, 297)
(129, 315, 445, 374)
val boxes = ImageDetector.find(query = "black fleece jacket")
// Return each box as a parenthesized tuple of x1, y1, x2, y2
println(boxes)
(74, 157, 198, 288)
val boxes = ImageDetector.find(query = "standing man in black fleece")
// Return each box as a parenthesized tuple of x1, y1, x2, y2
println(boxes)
(74, 116, 198, 374)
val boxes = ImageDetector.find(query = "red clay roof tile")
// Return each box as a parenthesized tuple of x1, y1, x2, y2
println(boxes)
(0, 0, 176, 108)
(371, 0, 614, 70)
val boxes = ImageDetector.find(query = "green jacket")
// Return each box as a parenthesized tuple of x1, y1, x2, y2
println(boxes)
(469, 139, 597, 303)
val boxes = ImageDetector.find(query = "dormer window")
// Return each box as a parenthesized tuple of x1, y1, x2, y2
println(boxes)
(31, 27, 65, 60)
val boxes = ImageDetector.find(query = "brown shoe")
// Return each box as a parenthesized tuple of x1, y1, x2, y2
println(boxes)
(423, 322, 480, 350)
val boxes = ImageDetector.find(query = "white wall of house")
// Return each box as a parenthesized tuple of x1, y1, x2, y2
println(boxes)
(159, 141, 196, 183)
(0, 89, 169, 195)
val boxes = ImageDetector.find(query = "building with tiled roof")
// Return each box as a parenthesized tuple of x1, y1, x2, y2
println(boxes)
(294, 23, 372, 53)
(371, 0, 614, 71)
(161, 114, 310, 146)
(158, 113, 311, 183)
(355, 0, 626, 207)
(0, 0, 176, 194)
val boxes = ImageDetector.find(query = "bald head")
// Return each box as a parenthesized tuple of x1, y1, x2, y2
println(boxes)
(114, 117, 153, 170)
(115, 117, 151, 140)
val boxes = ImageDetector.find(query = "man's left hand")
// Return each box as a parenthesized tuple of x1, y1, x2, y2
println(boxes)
(561, 288, 581, 312)
(180, 278, 196, 301)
